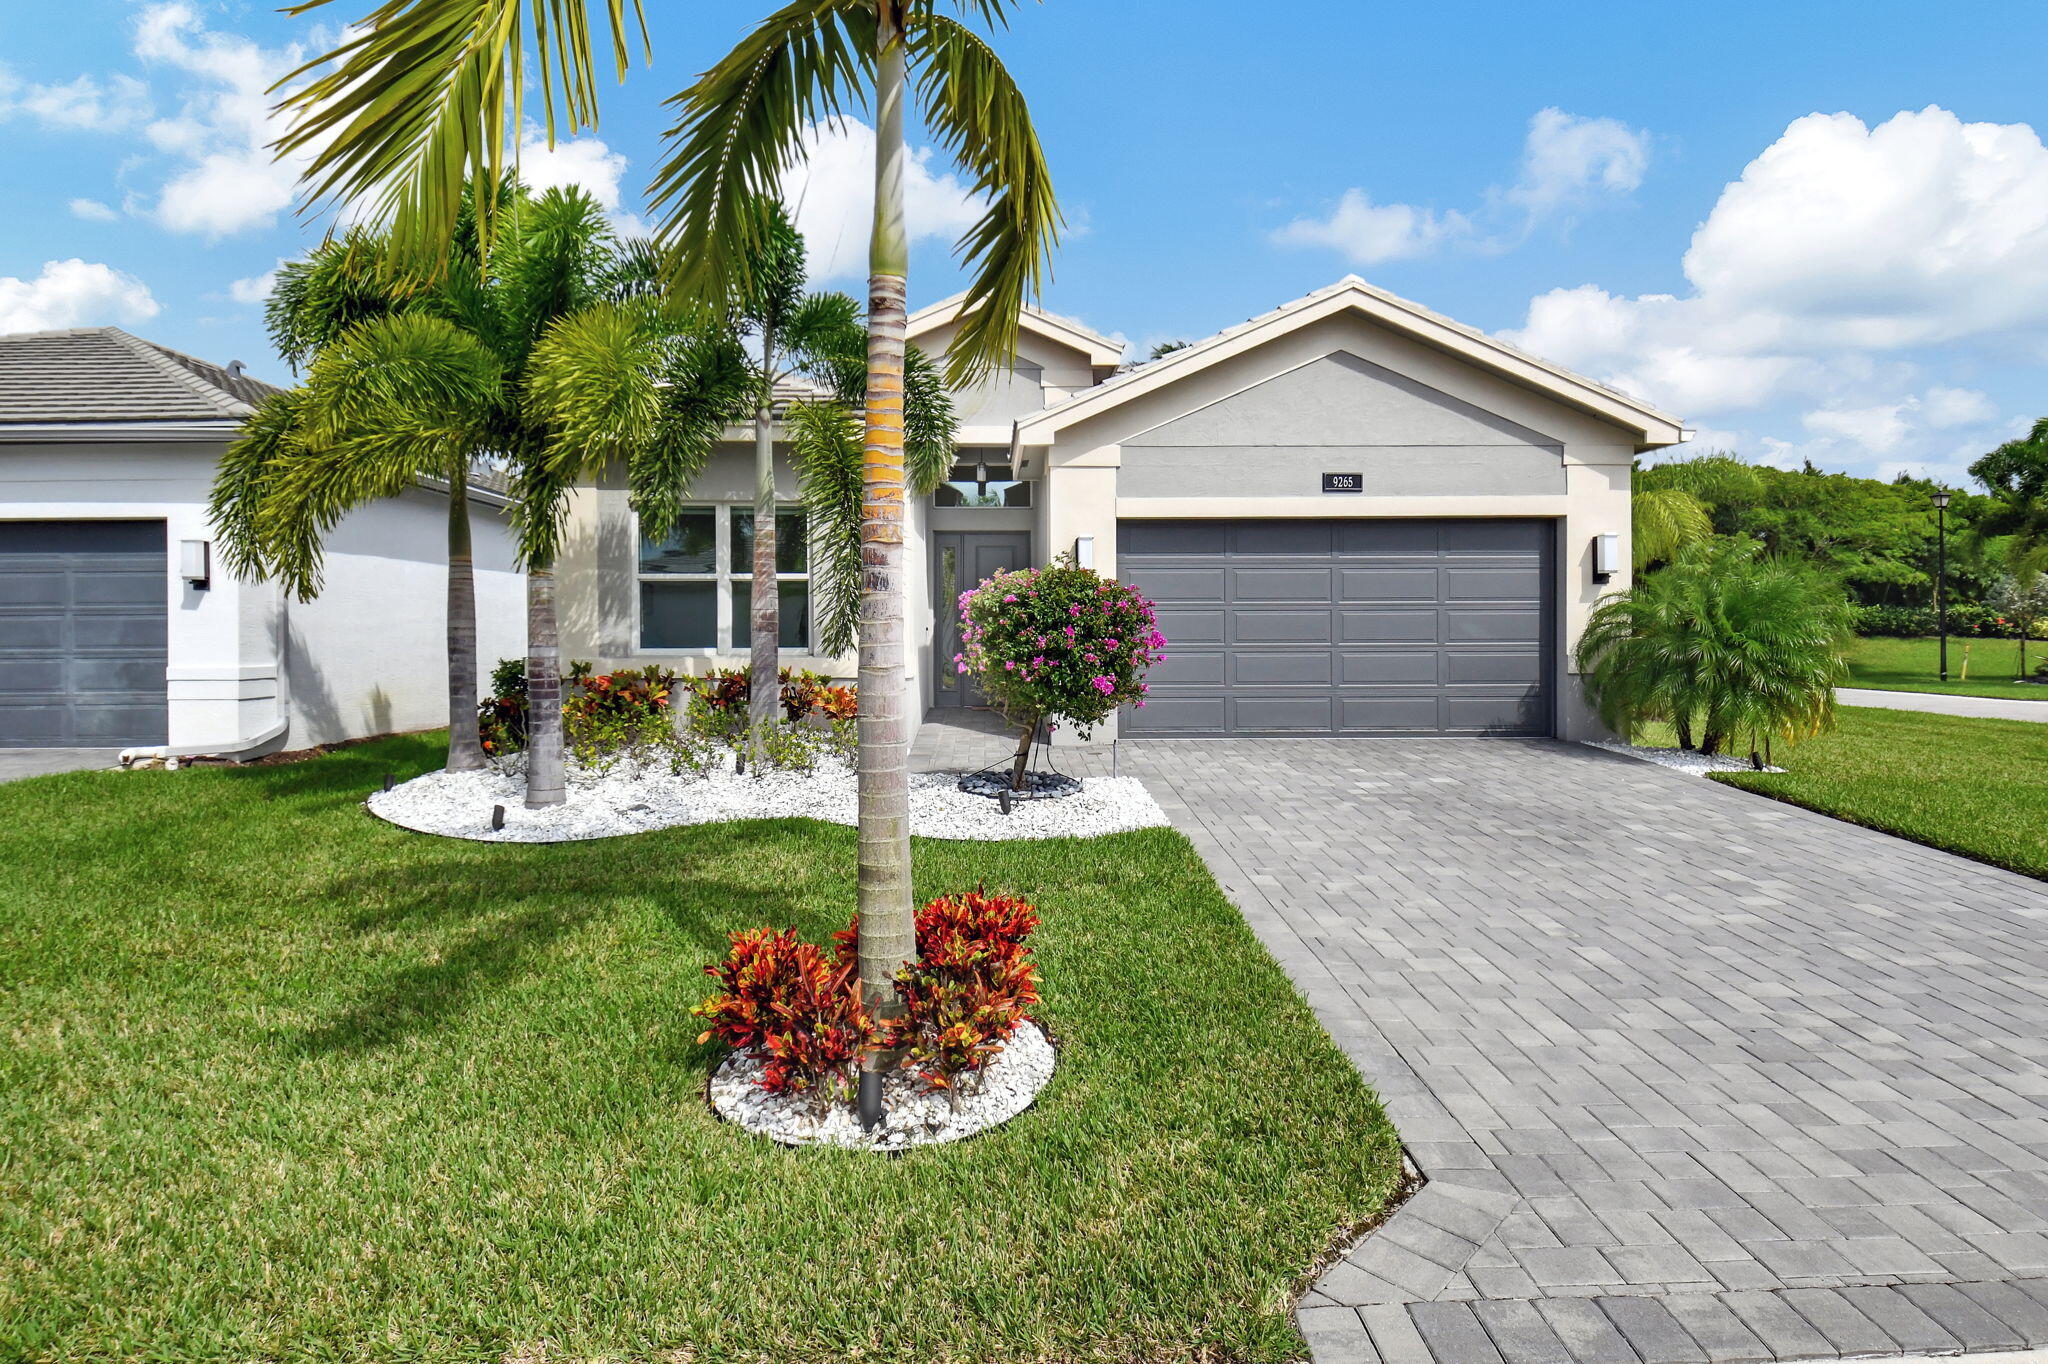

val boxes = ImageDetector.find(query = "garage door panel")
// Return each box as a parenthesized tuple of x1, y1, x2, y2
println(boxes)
(1445, 608, 1541, 643)
(0, 520, 167, 746)
(1340, 651, 1440, 684)
(1338, 695, 1443, 731)
(1340, 609, 1440, 642)
(1119, 518, 1552, 737)
(1338, 567, 1437, 601)
(1232, 567, 1332, 601)
(1231, 695, 1335, 731)
(1446, 651, 1544, 684)
(1231, 650, 1334, 685)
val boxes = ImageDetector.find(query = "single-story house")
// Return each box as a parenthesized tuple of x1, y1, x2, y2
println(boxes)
(554, 275, 1686, 742)
(0, 327, 525, 756)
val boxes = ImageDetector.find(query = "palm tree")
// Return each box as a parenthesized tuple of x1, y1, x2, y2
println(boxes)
(1577, 539, 1852, 762)
(1631, 485, 1714, 570)
(649, 1, 1057, 1124)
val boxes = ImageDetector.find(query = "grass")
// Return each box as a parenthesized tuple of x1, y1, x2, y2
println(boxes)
(1844, 634, 2048, 701)
(0, 734, 1402, 1364)
(1706, 707, 2048, 880)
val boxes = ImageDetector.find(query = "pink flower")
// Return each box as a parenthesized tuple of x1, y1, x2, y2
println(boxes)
(1091, 675, 1115, 695)
(1004, 660, 1017, 671)
(957, 662, 969, 674)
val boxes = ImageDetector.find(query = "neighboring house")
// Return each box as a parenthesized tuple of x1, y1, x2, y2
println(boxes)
(0, 327, 525, 755)
(554, 275, 1686, 741)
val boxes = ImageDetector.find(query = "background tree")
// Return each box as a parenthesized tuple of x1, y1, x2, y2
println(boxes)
(651, 0, 1058, 1126)
(1630, 484, 1713, 570)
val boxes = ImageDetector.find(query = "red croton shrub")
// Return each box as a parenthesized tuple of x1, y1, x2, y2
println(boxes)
(692, 928, 873, 1100)
(698, 890, 1043, 1102)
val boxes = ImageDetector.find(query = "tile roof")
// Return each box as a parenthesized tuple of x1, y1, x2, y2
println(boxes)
(0, 327, 282, 425)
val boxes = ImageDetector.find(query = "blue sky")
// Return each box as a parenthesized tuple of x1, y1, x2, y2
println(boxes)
(5, 0, 2048, 486)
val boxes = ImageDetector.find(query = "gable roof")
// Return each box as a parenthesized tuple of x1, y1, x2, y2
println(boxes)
(0, 327, 281, 427)
(907, 293, 1125, 369)
(1013, 276, 1689, 451)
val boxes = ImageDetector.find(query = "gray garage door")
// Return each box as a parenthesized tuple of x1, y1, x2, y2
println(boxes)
(0, 521, 168, 746)
(1119, 518, 1553, 736)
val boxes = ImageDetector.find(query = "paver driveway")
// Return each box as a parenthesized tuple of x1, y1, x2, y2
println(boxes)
(913, 717, 2048, 1364)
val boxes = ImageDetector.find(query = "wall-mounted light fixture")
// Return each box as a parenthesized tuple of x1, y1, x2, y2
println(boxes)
(1073, 535, 1095, 569)
(180, 538, 211, 589)
(1591, 532, 1619, 585)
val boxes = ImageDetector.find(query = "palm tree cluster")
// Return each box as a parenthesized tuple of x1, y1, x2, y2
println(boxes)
(1576, 539, 1853, 763)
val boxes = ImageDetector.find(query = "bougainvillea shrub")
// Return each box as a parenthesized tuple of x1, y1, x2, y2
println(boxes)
(693, 928, 874, 1101)
(954, 557, 1165, 785)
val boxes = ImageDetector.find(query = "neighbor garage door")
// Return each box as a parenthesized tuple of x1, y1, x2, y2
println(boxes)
(1119, 518, 1553, 736)
(0, 521, 168, 746)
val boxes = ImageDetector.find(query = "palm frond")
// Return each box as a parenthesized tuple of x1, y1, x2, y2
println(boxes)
(786, 399, 865, 655)
(267, 230, 422, 371)
(1632, 487, 1713, 569)
(298, 312, 506, 446)
(208, 390, 312, 582)
(902, 8, 1058, 386)
(648, 1, 868, 312)
(627, 327, 757, 545)
(524, 303, 663, 480)
(785, 290, 865, 391)
(493, 186, 616, 364)
(272, 0, 648, 262)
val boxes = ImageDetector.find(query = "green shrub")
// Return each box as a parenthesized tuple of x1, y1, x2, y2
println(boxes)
(1577, 538, 1853, 758)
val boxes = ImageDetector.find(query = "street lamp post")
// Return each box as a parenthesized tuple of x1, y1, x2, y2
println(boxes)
(1933, 488, 1952, 682)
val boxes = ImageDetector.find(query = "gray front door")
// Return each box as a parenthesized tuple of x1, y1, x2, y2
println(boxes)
(1118, 518, 1553, 736)
(0, 521, 169, 746)
(932, 530, 1031, 708)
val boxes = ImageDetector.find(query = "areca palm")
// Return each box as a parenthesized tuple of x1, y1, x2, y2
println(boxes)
(651, 0, 1057, 1128)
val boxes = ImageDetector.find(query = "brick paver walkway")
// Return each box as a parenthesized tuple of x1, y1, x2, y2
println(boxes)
(911, 714, 2048, 1364)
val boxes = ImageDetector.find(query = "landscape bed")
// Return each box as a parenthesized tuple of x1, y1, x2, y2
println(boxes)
(0, 731, 1402, 1364)
(1844, 634, 2048, 702)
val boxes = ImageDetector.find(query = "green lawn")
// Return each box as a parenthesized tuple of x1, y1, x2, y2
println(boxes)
(1711, 706, 2048, 880)
(1844, 634, 2048, 701)
(0, 734, 1401, 1364)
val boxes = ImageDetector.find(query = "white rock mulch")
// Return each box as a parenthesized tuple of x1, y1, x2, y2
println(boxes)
(708, 1020, 1055, 1151)
(365, 753, 1169, 843)
(1584, 738, 1783, 776)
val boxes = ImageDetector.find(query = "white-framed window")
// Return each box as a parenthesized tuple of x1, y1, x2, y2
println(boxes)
(637, 505, 811, 652)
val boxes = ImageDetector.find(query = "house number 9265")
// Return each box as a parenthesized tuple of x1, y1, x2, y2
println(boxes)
(1322, 472, 1363, 494)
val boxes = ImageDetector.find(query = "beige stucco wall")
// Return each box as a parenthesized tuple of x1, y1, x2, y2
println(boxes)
(1023, 309, 1648, 742)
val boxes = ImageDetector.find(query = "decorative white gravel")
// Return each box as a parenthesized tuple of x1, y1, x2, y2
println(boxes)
(1584, 739, 1783, 776)
(708, 1020, 1055, 1150)
(365, 753, 1169, 843)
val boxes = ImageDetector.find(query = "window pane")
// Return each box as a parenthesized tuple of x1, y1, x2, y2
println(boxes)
(732, 509, 808, 573)
(732, 580, 811, 649)
(639, 509, 717, 574)
(640, 581, 716, 648)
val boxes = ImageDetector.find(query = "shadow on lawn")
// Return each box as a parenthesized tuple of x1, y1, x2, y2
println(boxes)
(285, 821, 836, 1056)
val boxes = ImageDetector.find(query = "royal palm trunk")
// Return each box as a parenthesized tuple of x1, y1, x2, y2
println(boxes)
(524, 563, 566, 807)
(749, 327, 780, 760)
(444, 473, 486, 771)
(856, 3, 918, 1027)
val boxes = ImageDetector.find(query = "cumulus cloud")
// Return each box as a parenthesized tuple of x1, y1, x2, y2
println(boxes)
(0, 69, 152, 131)
(517, 131, 628, 210)
(228, 261, 284, 305)
(777, 117, 986, 281)
(1270, 190, 1471, 266)
(69, 198, 120, 222)
(1507, 108, 2048, 421)
(0, 259, 160, 333)
(1273, 107, 1648, 265)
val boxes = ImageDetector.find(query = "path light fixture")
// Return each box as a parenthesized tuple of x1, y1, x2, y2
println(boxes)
(1932, 489, 1952, 681)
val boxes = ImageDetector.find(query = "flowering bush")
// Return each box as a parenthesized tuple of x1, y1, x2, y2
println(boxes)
(954, 557, 1166, 786)
(693, 927, 874, 1103)
(700, 890, 1043, 1107)
(476, 657, 532, 756)
(685, 666, 859, 768)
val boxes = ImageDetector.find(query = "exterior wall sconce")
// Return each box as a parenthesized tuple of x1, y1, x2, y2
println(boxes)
(1073, 535, 1095, 569)
(180, 538, 212, 589)
(1591, 532, 1619, 585)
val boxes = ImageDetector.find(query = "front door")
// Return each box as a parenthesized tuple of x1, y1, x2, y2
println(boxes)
(933, 530, 1031, 707)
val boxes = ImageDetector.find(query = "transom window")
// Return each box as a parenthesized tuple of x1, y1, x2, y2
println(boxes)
(933, 447, 1032, 508)
(638, 505, 810, 651)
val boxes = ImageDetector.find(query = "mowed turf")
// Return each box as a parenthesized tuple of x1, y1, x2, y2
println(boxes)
(1844, 634, 2048, 701)
(1714, 706, 2048, 880)
(0, 733, 1401, 1364)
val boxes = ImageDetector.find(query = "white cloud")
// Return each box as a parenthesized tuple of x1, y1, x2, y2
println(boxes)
(517, 131, 628, 209)
(131, 2, 313, 238)
(1273, 107, 1648, 266)
(1270, 189, 1471, 266)
(0, 259, 159, 333)
(1920, 384, 1996, 428)
(1505, 108, 1650, 212)
(69, 198, 120, 222)
(777, 117, 987, 282)
(228, 260, 284, 305)
(0, 69, 152, 131)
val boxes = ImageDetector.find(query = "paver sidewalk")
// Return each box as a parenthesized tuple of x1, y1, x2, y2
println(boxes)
(910, 715, 2048, 1364)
